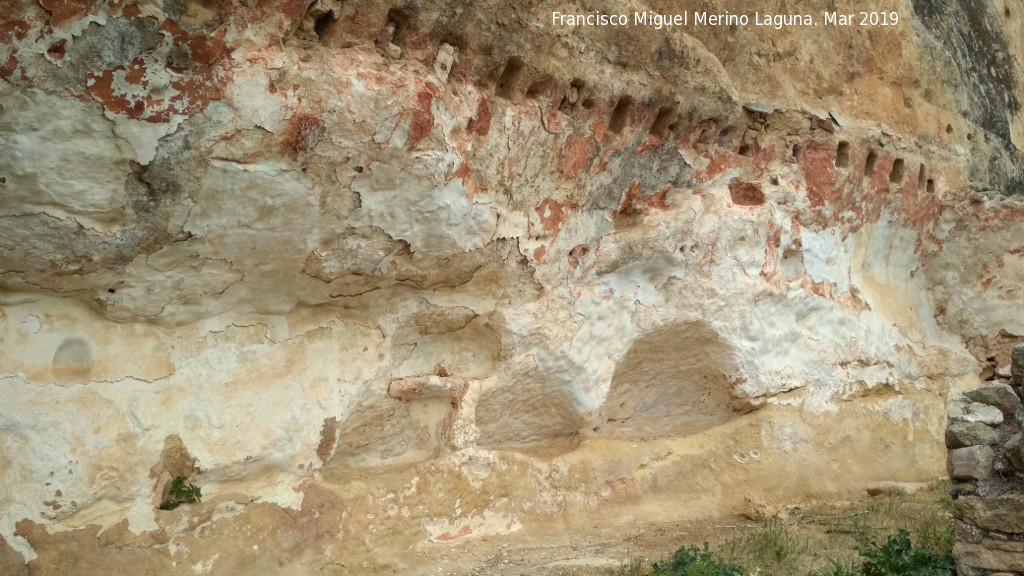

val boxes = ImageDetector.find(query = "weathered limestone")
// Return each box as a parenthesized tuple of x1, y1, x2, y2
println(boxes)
(0, 0, 1023, 573)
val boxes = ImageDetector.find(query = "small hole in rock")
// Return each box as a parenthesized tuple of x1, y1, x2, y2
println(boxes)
(890, 158, 905, 184)
(967, 133, 973, 141)
(918, 164, 927, 190)
(608, 95, 633, 134)
(791, 143, 802, 160)
(495, 56, 525, 98)
(864, 150, 877, 176)
(0, 176, 6, 184)
(581, 98, 594, 109)
(835, 141, 850, 168)
(927, 179, 935, 193)
(946, 124, 953, 134)
(313, 13, 334, 41)
(770, 176, 780, 186)
(738, 143, 753, 157)
(108, 289, 116, 294)
(649, 105, 677, 138)
(353, 166, 364, 173)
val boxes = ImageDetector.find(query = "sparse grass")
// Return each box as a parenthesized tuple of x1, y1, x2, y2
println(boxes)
(718, 519, 812, 575)
(602, 479, 954, 576)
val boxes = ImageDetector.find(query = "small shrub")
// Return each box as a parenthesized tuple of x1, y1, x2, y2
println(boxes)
(648, 543, 744, 576)
(857, 529, 954, 576)
(159, 476, 202, 511)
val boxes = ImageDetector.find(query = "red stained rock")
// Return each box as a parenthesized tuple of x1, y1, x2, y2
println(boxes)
(284, 113, 326, 154)
(46, 39, 66, 60)
(557, 133, 593, 180)
(729, 179, 766, 206)
(800, 140, 842, 208)
(0, 54, 21, 81)
(696, 148, 738, 181)
(0, 19, 31, 43)
(408, 91, 434, 148)
(39, 0, 95, 27)
(466, 97, 491, 137)
(434, 525, 472, 542)
(534, 198, 571, 238)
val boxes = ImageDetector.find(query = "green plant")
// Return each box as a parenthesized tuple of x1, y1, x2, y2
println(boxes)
(648, 542, 744, 576)
(857, 529, 954, 576)
(159, 476, 202, 511)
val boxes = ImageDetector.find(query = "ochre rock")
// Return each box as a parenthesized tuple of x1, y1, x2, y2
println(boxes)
(1, 0, 1023, 573)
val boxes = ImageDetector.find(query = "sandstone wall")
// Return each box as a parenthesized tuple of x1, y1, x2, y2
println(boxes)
(1, 0, 1023, 573)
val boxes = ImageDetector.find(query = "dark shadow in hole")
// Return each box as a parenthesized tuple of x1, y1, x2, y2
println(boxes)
(649, 105, 677, 138)
(791, 143, 802, 160)
(738, 143, 753, 157)
(890, 158, 905, 184)
(835, 141, 850, 168)
(608, 95, 633, 134)
(864, 150, 877, 177)
(495, 56, 525, 98)
(314, 12, 335, 41)
(926, 179, 935, 193)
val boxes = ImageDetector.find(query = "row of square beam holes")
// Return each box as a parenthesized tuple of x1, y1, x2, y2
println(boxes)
(493, 58, 938, 193)
(831, 141, 935, 193)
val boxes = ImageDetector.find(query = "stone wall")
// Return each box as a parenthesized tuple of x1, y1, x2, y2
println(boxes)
(948, 344, 1024, 576)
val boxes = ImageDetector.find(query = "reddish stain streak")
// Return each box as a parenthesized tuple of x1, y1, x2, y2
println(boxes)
(533, 245, 547, 262)
(89, 22, 231, 123)
(728, 179, 766, 206)
(979, 275, 994, 292)
(696, 149, 738, 181)
(283, 113, 326, 154)
(802, 276, 835, 300)
(121, 3, 142, 18)
(534, 198, 571, 238)
(761, 223, 782, 280)
(557, 133, 593, 180)
(0, 20, 30, 43)
(636, 134, 667, 155)
(435, 525, 473, 542)
(590, 149, 612, 176)
(799, 140, 841, 208)
(39, 0, 95, 27)
(454, 160, 489, 199)
(614, 182, 670, 219)
(0, 55, 20, 81)
(46, 39, 67, 60)
(408, 91, 434, 148)
(466, 97, 492, 137)
(752, 140, 775, 170)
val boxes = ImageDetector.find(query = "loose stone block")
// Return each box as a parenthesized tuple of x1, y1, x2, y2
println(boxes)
(1005, 432, 1024, 473)
(953, 540, 1024, 572)
(948, 445, 994, 480)
(954, 494, 1024, 533)
(1012, 344, 1024, 389)
(959, 401, 1005, 425)
(964, 383, 1022, 415)
(946, 421, 1001, 448)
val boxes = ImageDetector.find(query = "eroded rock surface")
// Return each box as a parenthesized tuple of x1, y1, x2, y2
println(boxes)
(1, 0, 1023, 573)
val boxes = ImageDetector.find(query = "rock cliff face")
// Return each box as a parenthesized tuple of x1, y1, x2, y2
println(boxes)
(1, 0, 1023, 573)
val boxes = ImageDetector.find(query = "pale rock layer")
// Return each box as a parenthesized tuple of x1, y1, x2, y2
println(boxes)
(0, 0, 1023, 573)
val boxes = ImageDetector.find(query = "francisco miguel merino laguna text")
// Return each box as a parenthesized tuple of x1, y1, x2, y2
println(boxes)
(551, 11, 881, 29)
